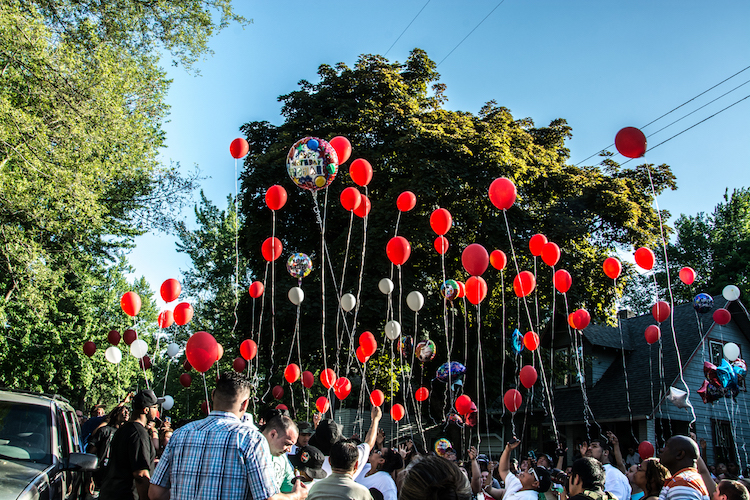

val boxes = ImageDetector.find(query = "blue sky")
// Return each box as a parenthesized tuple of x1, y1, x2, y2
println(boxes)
(130, 0, 750, 302)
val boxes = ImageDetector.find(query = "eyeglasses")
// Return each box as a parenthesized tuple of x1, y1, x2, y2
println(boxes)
(530, 468, 540, 482)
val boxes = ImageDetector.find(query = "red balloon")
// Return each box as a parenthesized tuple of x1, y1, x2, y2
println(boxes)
(240, 339, 257, 360)
(634, 247, 655, 271)
(490, 250, 507, 271)
(603, 257, 622, 280)
(316, 396, 330, 413)
(333, 377, 352, 400)
(261, 237, 283, 262)
(386, 236, 411, 266)
(284, 363, 301, 383)
(465, 276, 488, 305)
(329, 136, 352, 164)
(638, 440, 655, 460)
(541, 242, 561, 267)
(513, 271, 536, 297)
(277, 404, 288, 411)
(503, 389, 523, 412)
(229, 138, 249, 159)
(359, 331, 377, 357)
(107, 330, 121, 346)
(340, 186, 362, 211)
(462, 243, 489, 276)
(434, 236, 449, 255)
(455, 394, 473, 415)
(644, 325, 661, 344)
(455, 280, 466, 299)
(523, 331, 540, 351)
(390, 404, 405, 421)
(713, 308, 731, 326)
(397, 191, 416, 212)
(173, 302, 194, 326)
(179, 373, 192, 387)
(520, 365, 538, 388)
(488, 177, 517, 211)
(201, 401, 209, 415)
(233, 357, 247, 373)
(120, 291, 141, 317)
(529, 234, 547, 257)
(652, 301, 671, 323)
(185, 331, 219, 373)
(553, 269, 572, 293)
(123, 329, 137, 345)
(356, 346, 370, 364)
(415, 387, 429, 402)
(615, 127, 647, 159)
(272, 385, 284, 400)
(353, 195, 371, 218)
(139, 355, 152, 370)
(349, 159, 373, 187)
(430, 208, 452, 235)
(570, 309, 591, 330)
(160, 279, 181, 303)
(183, 359, 192, 371)
(83, 341, 96, 357)
(302, 371, 315, 389)
(157, 310, 174, 329)
(320, 368, 337, 389)
(370, 389, 385, 407)
(249, 281, 264, 298)
(679, 267, 696, 285)
(265, 185, 288, 211)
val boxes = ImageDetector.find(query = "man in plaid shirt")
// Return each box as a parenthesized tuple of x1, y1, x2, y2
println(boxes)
(149, 372, 308, 500)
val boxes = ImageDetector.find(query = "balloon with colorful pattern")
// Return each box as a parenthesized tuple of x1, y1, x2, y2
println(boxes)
(434, 438, 452, 456)
(286, 137, 338, 191)
(512, 329, 525, 355)
(693, 293, 714, 314)
(436, 361, 466, 382)
(440, 279, 460, 301)
(415, 339, 437, 363)
(287, 253, 313, 280)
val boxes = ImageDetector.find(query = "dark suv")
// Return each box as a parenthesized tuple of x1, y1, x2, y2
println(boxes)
(0, 389, 98, 500)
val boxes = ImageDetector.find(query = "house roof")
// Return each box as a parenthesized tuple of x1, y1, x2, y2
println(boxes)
(542, 295, 749, 425)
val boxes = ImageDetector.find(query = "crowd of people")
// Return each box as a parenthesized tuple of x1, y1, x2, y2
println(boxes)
(75, 371, 750, 500)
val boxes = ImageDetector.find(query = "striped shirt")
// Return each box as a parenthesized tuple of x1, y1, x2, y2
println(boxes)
(151, 411, 278, 500)
(658, 467, 709, 500)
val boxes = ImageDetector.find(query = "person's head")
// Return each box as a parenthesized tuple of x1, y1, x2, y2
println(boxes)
(289, 445, 327, 481)
(727, 462, 741, 478)
(568, 457, 606, 496)
(444, 448, 457, 462)
(212, 371, 252, 415)
(373, 447, 403, 473)
(105, 405, 130, 427)
(658, 435, 699, 474)
(90, 404, 106, 418)
(76, 410, 85, 425)
(481, 470, 491, 488)
(626, 464, 640, 489)
(520, 458, 531, 471)
(308, 419, 343, 456)
(262, 415, 299, 456)
(634, 458, 671, 496)
(510, 458, 519, 474)
(517, 465, 551, 493)
(296, 421, 315, 447)
(132, 390, 163, 422)
(714, 479, 750, 500)
(399, 455, 472, 500)
(586, 439, 611, 464)
(329, 440, 360, 474)
(537, 454, 553, 468)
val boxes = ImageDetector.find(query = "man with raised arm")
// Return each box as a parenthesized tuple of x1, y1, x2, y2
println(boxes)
(497, 437, 552, 500)
(657, 435, 709, 500)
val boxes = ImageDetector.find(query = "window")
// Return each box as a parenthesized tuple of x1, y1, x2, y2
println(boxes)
(709, 340, 742, 367)
(712, 419, 736, 464)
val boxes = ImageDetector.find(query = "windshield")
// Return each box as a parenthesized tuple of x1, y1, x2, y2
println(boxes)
(0, 401, 52, 464)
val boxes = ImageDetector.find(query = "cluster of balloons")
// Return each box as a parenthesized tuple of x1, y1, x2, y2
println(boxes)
(699, 345, 746, 403)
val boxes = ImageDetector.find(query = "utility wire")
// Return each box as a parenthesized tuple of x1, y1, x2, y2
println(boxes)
(437, 0, 507, 67)
(385, 0, 431, 57)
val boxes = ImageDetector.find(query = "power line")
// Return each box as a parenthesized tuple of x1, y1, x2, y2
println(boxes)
(384, 0, 432, 57)
(437, 0, 508, 67)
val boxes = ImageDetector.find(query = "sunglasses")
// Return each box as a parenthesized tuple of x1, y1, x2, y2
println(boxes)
(530, 468, 540, 482)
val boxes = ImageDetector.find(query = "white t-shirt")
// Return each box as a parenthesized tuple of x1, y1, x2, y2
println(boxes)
(355, 464, 398, 500)
(504, 472, 540, 500)
(322, 442, 371, 479)
(604, 463, 632, 500)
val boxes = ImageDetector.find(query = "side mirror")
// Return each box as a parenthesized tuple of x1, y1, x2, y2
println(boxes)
(62, 452, 98, 472)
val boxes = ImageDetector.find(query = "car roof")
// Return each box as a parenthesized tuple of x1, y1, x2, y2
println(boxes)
(0, 388, 74, 412)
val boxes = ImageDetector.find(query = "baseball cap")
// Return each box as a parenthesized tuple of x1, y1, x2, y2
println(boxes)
(289, 445, 327, 479)
(132, 390, 165, 410)
(298, 421, 315, 435)
(477, 453, 489, 463)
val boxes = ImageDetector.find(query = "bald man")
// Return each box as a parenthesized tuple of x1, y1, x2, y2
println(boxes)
(658, 435, 709, 500)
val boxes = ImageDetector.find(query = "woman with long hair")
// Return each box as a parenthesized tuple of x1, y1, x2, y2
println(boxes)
(356, 447, 403, 500)
(634, 458, 671, 500)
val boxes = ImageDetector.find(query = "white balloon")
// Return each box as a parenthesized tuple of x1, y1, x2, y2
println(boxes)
(668, 386, 689, 409)
(341, 293, 357, 312)
(130, 339, 148, 359)
(406, 291, 424, 312)
(378, 278, 394, 295)
(167, 343, 180, 358)
(105, 346, 122, 364)
(162, 395, 174, 411)
(385, 320, 402, 340)
(724, 342, 741, 362)
(723, 285, 741, 302)
(288, 286, 305, 305)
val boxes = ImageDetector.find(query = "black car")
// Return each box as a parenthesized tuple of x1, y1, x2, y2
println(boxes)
(0, 389, 97, 500)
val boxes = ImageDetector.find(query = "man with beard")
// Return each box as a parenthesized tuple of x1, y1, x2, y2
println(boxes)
(100, 390, 163, 499)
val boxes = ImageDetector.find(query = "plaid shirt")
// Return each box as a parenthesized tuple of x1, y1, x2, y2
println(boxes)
(151, 411, 278, 500)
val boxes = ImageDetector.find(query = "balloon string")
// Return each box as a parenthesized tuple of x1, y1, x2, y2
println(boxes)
(162, 360, 171, 398)
(614, 279, 638, 445)
(261, 208, 278, 402)
(232, 160, 239, 337)
(500, 272, 507, 420)
(501, 210, 535, 337)
(335, 211, 356, 371)
(348, 186, 369, 377)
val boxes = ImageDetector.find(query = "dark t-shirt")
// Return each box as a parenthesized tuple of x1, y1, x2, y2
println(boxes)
(99, 421, 155, 500)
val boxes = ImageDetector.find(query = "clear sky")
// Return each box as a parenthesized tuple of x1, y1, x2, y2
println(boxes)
(129, 0, 750, 301)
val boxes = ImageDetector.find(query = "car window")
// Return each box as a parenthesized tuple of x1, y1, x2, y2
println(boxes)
(0, 402, 52, 464)
(62, 409, 80, 453)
